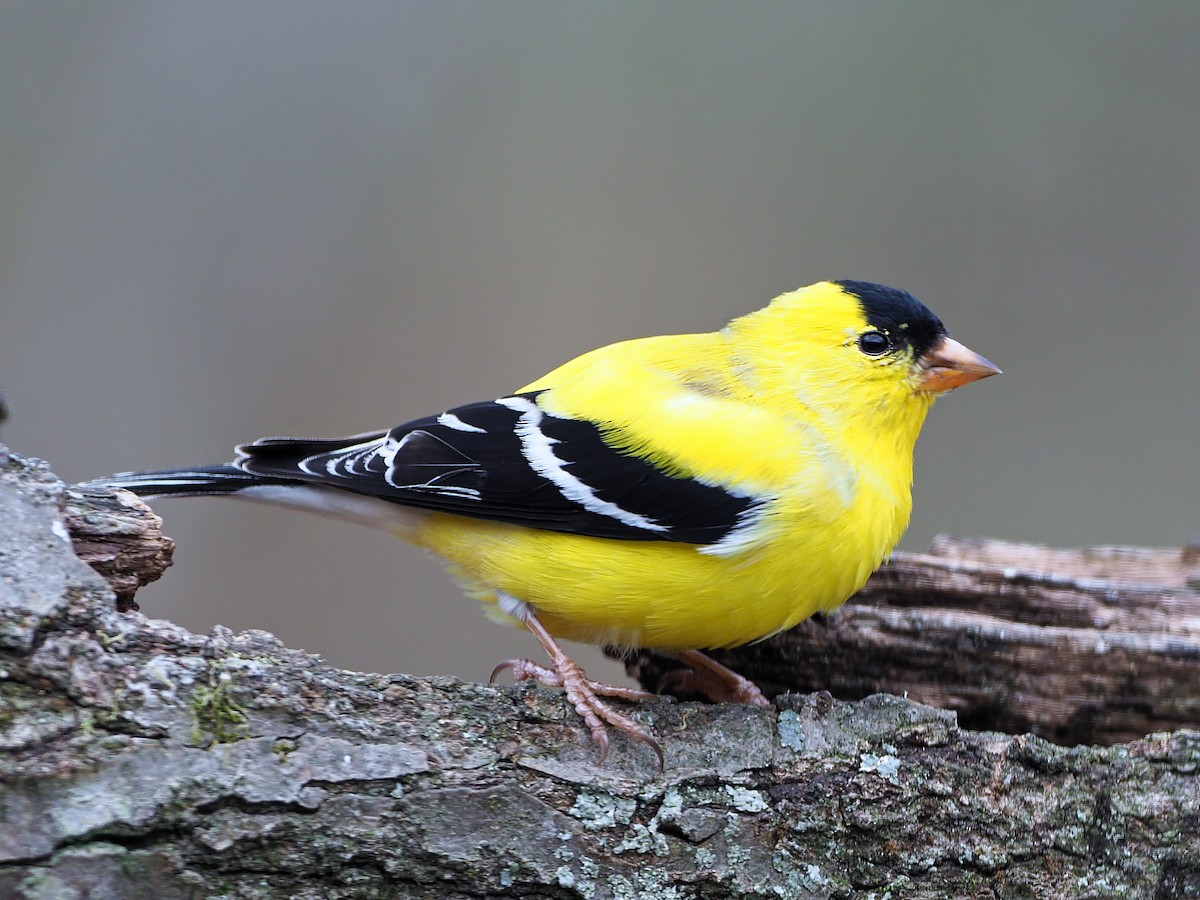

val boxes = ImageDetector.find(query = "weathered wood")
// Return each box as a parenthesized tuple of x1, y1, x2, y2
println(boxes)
(4, 445, 1199, 897)
(623, 535, 1200, 747)
(64, 484, 174, 611)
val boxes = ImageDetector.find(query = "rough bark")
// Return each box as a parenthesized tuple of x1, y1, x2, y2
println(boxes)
(2, 445, 1199, 899)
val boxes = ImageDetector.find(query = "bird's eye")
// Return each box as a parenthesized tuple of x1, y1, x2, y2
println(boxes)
(857, 330, 891, 356)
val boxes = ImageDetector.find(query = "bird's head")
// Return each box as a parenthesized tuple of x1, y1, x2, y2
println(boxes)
(726, 280, 1000, 435)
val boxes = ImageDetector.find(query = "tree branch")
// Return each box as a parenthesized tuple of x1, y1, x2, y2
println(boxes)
(2, 444, 1198, 898)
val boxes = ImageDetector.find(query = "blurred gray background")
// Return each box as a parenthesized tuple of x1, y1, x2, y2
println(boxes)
(2, 3, 1197, 686)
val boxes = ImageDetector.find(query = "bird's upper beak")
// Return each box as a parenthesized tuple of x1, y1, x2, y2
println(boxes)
(916, 336, 1002, 393)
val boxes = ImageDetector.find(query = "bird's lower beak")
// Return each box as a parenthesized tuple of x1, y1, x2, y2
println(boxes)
(916, 336, 1002, 392)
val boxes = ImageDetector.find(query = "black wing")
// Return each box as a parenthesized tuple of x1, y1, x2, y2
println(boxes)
(236, 391, 759, 545)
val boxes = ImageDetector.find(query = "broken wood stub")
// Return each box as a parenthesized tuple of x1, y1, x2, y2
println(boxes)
(64, 486, 174, 611)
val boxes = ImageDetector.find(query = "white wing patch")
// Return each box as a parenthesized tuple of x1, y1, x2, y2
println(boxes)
(496, 395, 669, 533)
(298, 432, 482, 499)
(294, 436, 384, 479)
(696, 501, 769, 557)
(437, 412, 487, 433)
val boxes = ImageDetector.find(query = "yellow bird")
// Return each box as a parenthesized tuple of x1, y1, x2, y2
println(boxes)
(95, 280, 999, 763)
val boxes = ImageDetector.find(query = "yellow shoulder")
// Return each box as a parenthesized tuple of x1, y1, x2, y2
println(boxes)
(520, 332, 843, 503)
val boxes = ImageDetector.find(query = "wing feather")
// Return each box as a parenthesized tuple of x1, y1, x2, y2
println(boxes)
(234, 392, 760, 545)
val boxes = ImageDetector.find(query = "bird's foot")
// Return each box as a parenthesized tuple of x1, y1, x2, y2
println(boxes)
(490, 594, 664, 767)
(493, 656, 663, 766)
(658, 649, 770, 707)
(491, 658, 655, 701)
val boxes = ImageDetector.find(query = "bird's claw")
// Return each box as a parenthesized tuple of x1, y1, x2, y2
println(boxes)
(657, 650, 770, 707)
(492, 656, 663, 767)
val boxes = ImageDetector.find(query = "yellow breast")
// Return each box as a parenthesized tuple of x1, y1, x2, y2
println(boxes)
(409, 446, 911, 651)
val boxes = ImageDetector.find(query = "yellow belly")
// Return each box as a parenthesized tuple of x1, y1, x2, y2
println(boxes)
(407, 499, 902, 651)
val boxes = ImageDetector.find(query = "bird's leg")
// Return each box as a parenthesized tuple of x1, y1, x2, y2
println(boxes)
(658, 649, 771, 707)
(490, 599, 663, 766)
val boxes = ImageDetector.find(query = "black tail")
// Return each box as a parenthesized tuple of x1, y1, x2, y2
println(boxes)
(82, 464, 293, 499)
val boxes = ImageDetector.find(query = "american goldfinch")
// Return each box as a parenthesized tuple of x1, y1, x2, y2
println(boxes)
(94, 280, 999, 763)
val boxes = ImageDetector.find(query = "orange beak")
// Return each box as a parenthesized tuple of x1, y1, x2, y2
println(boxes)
(916, 336, 1002, 393)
